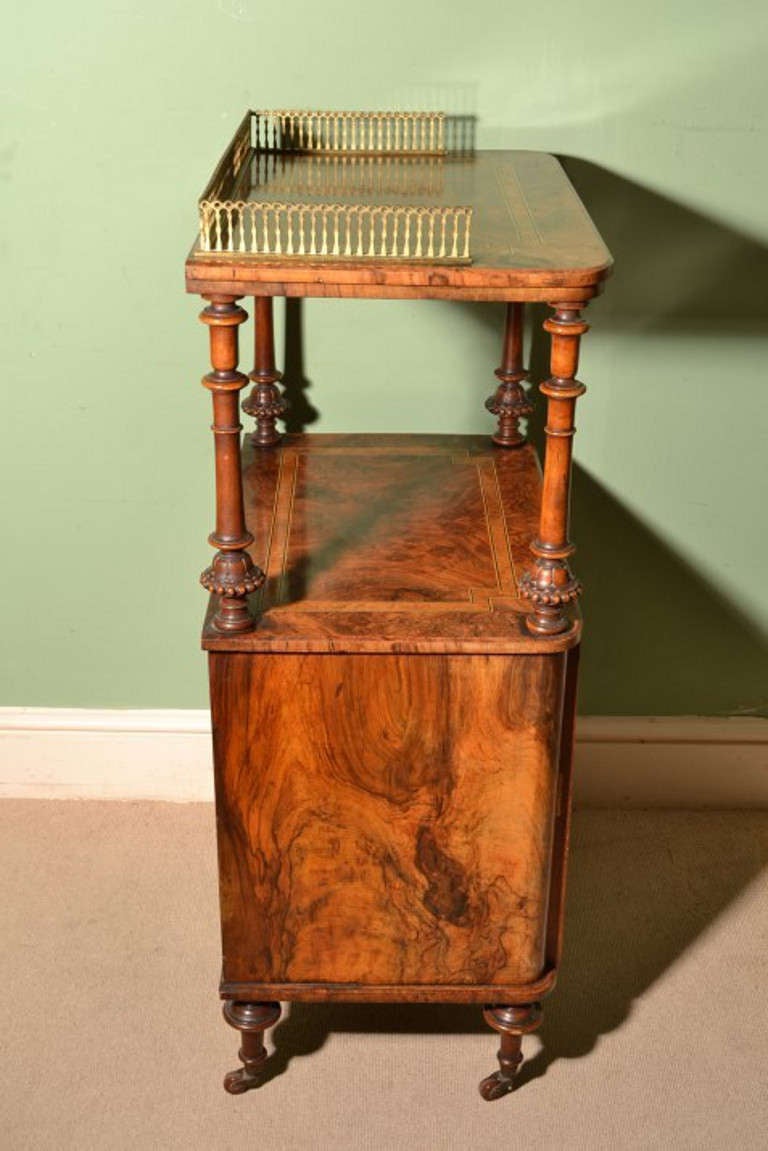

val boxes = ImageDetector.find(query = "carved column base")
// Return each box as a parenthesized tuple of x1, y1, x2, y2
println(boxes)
(200, 545, 264, 633)
(479, 1003, 542, 1101)
(487, 302, 531, 446)
(245, 296, 286, 447)
(520, 547, 582, 635)
(223, 1001, 282, 1095)
(243, 379, 287, 448)
(485, 379, 533, 448)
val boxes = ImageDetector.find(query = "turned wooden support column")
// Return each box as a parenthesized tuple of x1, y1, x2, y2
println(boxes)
(479, 1002, 543, 1100)
(242, 296, 287, 447)
(520, 304, 588, 635)
(199, 297, 262, 633)
(222, 1001, 282, 1094)
(485, 302, 532, 447)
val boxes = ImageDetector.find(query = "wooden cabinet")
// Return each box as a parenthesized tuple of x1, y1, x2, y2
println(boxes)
(185, 111, 611, 1100)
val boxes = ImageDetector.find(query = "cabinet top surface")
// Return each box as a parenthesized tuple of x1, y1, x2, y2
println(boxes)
(186, 149, 612, 302)
(203, 433, 580, 654)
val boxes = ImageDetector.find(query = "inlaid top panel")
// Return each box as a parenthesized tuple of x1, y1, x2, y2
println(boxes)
(187, 148, 612, 300)
(202, 434, 580, 654)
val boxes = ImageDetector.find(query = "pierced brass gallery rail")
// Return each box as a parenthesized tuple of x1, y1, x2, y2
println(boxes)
(197, 110, 474, 264)
(251, 110, 446, 155)
(199, 201, 472, 261)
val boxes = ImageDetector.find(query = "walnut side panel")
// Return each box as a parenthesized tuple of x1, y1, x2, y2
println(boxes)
(211, 650, 566, 989)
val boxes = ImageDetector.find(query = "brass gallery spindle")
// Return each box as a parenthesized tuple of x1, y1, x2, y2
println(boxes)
(199, 297, 262, 632)
(485, 302, 532, 447)
(520, 304, 589, 635)
(242, 297, 286, 447)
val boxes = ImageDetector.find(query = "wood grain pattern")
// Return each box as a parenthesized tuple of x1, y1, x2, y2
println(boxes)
(211, 649, 567, 991)
(186, 151, 612, 302)
(202, 434, 580, 654)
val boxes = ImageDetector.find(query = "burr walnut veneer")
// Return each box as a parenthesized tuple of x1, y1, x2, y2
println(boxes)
(186, 114, 611, 1101)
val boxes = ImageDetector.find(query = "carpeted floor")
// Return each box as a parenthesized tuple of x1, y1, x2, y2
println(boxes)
(1, 801, 766, 1150)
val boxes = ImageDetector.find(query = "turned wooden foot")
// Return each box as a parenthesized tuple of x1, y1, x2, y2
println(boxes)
(222, 1000, 281, 1095)
(479, 1003, 542, 1101)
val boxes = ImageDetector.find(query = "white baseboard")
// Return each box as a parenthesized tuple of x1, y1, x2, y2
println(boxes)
(0, 708, 765, 807)
(575, 716, 768, 808)
(0, 709, 213, 802)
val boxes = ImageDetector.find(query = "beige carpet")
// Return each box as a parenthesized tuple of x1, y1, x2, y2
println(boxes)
(1, 802, 766, 1150)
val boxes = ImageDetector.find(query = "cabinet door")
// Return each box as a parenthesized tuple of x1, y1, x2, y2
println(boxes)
(211, 650, 566, 990)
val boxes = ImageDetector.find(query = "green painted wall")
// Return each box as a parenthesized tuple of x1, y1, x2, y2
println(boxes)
(2, 1, 766, 714)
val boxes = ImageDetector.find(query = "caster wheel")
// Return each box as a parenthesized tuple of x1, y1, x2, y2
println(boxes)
(224, 1068, 258, 1095)
(479, 1071, 515, 1101)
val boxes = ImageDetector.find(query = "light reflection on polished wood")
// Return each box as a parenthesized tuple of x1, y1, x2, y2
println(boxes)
(202, 435, 580, 654)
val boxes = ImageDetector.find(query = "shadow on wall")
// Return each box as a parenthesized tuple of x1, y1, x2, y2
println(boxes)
(558, 159, 768, 715)
(481, 160, 768, 716)
(560, 157, 768, 332)
(280, 298, 319, 435)
(573, 467, 767, 715)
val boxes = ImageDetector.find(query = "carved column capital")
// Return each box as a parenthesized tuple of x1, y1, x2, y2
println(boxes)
(200, 298, 248, 327)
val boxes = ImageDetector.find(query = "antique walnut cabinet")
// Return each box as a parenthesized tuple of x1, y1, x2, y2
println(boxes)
(185, 110, 612, 1101)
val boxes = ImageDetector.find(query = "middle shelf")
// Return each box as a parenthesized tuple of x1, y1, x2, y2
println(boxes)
(203, 433, 578, 654)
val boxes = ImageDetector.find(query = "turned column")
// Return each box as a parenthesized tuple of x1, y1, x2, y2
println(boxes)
(485, 302, 532, 446)
(520, 304, 588, 635)
(479, 1003, 543, 1101)
(242, 296, 287, 447)
(199, 297, 262, 633)
(222, 1001, 282, 1094)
